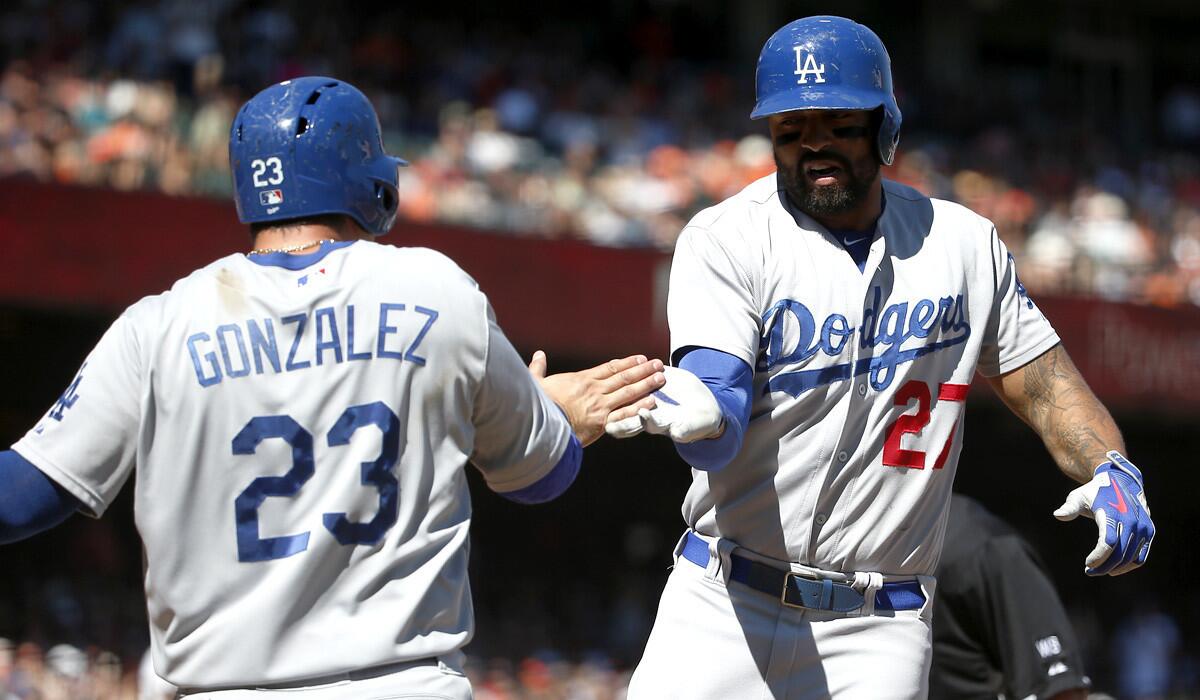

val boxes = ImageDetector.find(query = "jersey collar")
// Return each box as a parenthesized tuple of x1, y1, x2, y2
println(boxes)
(244, 240, 357, 270)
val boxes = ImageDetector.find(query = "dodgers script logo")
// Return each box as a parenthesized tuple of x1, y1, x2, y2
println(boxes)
(793, 47, 827, 84)
(758, 288, 971, 395)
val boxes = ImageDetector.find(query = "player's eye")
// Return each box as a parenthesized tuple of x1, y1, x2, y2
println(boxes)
(774, 131, 802, 146)
(832, 126, 869, 140)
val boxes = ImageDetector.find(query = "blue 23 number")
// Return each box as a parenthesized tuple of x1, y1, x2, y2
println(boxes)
(232, 401, 402, 562)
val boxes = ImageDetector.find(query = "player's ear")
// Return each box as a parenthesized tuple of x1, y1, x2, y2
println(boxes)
(338, 214, 367, 238)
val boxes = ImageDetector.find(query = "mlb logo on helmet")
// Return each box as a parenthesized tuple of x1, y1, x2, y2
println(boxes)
(259, 190, 284, 206)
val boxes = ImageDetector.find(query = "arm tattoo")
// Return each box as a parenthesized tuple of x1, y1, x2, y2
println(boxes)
(1011, 345, 1123, 483)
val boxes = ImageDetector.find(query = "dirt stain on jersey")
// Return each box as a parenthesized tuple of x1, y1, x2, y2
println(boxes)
(216, 267, 248, 316)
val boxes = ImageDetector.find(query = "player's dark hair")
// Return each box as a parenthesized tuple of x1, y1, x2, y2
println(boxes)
(249, 213, 358, 238)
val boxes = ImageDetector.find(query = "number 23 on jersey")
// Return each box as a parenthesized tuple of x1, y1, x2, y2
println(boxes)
(232, 401, 402, 562)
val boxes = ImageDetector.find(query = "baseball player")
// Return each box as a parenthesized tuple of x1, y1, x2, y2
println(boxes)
(606, 16, 1155, 699)
(930, 494, 1090, 700)
(0, 77, 665, 698)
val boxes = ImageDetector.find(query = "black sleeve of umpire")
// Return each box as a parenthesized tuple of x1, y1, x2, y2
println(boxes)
(980, 535, 1090, 699)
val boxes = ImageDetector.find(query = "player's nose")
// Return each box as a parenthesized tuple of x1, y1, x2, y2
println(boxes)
(798, 121, 834, 151)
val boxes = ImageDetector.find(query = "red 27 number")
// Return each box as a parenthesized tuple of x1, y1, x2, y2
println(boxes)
(882, 380, 969, 469)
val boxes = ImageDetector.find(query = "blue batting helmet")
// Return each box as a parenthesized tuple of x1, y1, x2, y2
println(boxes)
(751, 16, 902, 165)
(229, 77, 407, 236)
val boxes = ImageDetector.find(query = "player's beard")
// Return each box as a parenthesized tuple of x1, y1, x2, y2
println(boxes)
(776, 151, 879, 218)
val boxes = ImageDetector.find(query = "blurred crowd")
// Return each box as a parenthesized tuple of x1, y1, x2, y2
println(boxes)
(4, 2, 1200, 306)
(1, 611, 1194, 700)
(0, 562, 1193, 699)
(0, 638, 174, 700)
(468, 657, 631, 700)
(0, 637, 637, 700)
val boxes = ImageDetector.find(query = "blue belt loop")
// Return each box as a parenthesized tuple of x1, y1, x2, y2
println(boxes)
(680, 531, 710, 568)
(819, 579, 833, 609)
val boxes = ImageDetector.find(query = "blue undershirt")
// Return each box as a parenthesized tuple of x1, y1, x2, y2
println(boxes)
(0, 450, 81, 544)
(827, 224, 875, 272)
(673, 348, 754, 472)
(813, 193, 883, 272)
(245, 240, 356, 270)
(497, 432, 583, 504)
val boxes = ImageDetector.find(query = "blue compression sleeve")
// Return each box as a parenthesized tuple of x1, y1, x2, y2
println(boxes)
(0, 450, 81, 544)
(674, 348, 753, 472)
(499, 433, 582, 504)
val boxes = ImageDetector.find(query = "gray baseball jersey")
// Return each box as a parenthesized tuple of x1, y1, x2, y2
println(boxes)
(667, 175, 1059, 576)
(12, 241, 573, 688)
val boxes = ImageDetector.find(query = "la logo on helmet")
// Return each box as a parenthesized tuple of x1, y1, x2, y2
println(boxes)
(792, 48, 827, 84)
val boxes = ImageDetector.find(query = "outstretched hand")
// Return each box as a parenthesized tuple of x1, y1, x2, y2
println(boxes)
(605, 366, 724, 443)
(530, 351, 664, 447)
(1054, 451, 1154, 576)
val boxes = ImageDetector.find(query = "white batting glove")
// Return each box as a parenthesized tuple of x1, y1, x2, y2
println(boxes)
(605, 366, 724, 443)
(1054, 451, 1154, 576)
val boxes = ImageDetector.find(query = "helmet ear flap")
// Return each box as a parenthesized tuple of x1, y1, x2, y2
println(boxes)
(360, 169, 400, 235)
(869, 107, 898, 166)
(375, 181, 398, 219)
(875, 105, 902, 165)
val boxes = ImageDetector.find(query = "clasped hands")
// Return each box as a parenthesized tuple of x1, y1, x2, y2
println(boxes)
(529, 356, 723, 447)
(528, 351, 665, 446)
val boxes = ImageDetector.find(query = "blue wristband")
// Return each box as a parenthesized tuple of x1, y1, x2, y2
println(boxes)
(673, 348, 753, 472)
(499, 432, 583, 504)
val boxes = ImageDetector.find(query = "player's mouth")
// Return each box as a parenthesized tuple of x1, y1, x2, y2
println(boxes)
(802, 160, 845, 186)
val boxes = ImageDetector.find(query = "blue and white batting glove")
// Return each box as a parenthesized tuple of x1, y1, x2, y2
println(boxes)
(605, 366, 724, 443)
(1053, 451, 1154, 576)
